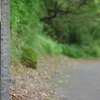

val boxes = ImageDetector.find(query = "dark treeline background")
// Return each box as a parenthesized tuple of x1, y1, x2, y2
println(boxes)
(11, 0, 100, 68)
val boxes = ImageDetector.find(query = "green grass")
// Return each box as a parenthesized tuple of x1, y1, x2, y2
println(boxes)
(10, 34, 62, 68)
(61, 44, 100, 58)
(11, 32, 100, 69)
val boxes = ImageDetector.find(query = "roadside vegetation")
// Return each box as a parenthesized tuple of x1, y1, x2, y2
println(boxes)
(11, 0, 100, 69)
(10, 0, 100, 99)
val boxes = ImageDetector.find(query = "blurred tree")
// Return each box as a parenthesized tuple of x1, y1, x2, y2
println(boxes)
(41, 0, 100, 45)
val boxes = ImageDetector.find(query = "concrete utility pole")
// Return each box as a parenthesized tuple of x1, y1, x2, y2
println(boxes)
(0, 0, 10, 100)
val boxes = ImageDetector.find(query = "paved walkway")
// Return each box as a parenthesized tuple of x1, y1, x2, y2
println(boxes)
(54, 60, 100, 100)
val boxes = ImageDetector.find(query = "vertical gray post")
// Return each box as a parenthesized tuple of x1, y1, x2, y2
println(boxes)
(0, 0, 10, 100)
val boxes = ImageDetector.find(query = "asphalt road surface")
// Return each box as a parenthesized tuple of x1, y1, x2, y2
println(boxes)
(54, 60, 100, 100)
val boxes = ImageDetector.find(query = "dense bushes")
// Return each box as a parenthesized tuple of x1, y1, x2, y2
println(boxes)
(11, 0, 100, 68)
(10, 0, 45, 67)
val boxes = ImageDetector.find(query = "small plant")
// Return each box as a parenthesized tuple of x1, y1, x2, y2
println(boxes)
(21, 47, 38, 69)
(14, 67, 22, 72)
(47, 98, 55, 100)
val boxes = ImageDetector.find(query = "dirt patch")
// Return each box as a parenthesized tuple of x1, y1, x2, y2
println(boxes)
(10, 55, 76, 100)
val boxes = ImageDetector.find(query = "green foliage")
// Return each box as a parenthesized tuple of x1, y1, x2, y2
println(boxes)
(10, 0, 45, 67)
(61, 44, 88, 58)
(21, 47, 38, 69)
(11, 0, 100, 67)
(86, 45, 100, 57)
(10, 0, 45, 34)
(34, 34, 62, 55)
